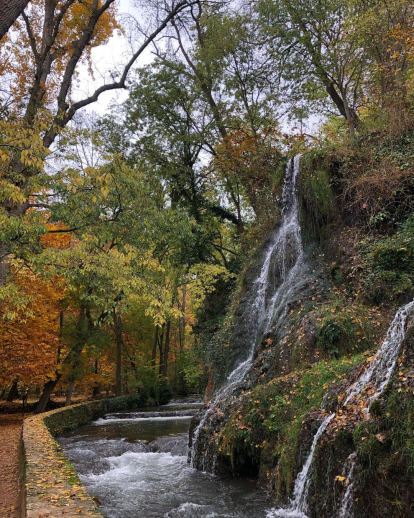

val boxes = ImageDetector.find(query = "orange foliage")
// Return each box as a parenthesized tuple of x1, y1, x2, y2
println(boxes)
(41, 222, 74, 249)
(0, 226, 71, 390)
(214, 129, 282, 222)
(0, 0, 119, 106)
(0, 267, 64, 388)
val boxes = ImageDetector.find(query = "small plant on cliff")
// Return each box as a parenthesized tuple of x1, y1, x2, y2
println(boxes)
(316, 313, 357, 357)
(359, 215, 414, 303)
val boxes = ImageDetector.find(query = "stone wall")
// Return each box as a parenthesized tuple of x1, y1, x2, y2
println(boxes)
(23, 394, 146, 517)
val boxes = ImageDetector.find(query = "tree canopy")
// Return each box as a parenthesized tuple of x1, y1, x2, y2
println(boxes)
(1, 0, 414, 410)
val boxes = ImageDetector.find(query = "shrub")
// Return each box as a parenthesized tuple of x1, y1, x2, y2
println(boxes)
(359, 215, 414, 302)
(317, 318, 349, 357)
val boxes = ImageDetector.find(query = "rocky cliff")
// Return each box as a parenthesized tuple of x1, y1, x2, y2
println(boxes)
(190, 138, 414, 518)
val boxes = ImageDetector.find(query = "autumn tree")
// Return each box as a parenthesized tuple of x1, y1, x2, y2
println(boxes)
(349, 0, 414, 130)
(0, 0, 30, 40)
(0, 251, 65, 399)
(0, 0, 195, 304)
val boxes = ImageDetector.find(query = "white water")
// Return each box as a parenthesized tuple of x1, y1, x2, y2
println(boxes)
(337, 453, 357, 518)
(191, 152, 414, 515)
(58, 400, 272, 517)
(335, 300, 414, 517)
(269, 300, 414, 518)
(267, 413, 335, 518)
(344, 300, 414, 406)
(191, 155, 307, 469)
(94, 416, 195, 424)
(289, 413, 335, 513)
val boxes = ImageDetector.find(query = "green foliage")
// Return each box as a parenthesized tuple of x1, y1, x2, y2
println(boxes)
(359, 216, 414, 302)
(158, 379, 174, 405)
(315, 297, 374, 358)
(178, 347, 207, 394)
(317, 315, 354, 357)
(298, 152, 334, 243)
(353, 391, 414, 478)
(385, 392, 414, 473)
(217, 353, 365, 488)
(198, 313, 232, 387)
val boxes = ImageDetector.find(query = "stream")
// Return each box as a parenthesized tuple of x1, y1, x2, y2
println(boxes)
(58, 398, 273, 518)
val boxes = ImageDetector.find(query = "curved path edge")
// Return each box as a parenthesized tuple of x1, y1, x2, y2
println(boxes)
(23, 395, 147, 517)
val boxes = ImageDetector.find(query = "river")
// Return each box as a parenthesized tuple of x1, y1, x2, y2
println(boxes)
(58, 398, 272, 518)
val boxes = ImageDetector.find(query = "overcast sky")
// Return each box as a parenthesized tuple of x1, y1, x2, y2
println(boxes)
(77, 0, 155, 115)
(77, 0, 322, 135)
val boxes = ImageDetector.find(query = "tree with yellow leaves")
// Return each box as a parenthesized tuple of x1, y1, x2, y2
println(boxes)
(0, 0, 195, 304)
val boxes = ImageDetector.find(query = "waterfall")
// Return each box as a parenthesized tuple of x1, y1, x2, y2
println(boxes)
(289, 413, 335, 513)
(344, 300, 414, 406)
(267, 413, 335, 518)
(190, 155, 307, 470)
(337, 453, 357, 518)
(269, 300, 414, 518)
(335, 299, 414, 517)
(190, 149, 414, 515)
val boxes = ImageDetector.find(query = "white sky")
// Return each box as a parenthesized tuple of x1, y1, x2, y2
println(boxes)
(77, 0, 155, 115)
(76, 0, 322, 135)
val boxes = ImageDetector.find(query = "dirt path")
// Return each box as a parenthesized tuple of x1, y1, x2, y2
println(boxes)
(0, 415, 23, 518)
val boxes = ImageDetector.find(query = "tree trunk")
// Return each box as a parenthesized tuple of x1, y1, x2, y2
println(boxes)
(158, 323, 165, 376)
(64, 307, 84, 405)
(57, 309, 64, 363)
(92, 359, 100, 397)
(65, 378, 74, 406)
(0, 0, 30, 41)
(6, 380, 18, 402)
(161, 319, 171, 378)
(35, 376, 62, 413)
(113, 310, 123, 397)
(35, 306, 85, 413)
(151, 326, 159, 369)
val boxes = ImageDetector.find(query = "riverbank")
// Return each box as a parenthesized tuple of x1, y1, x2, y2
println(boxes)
(23, 394, 150, 518)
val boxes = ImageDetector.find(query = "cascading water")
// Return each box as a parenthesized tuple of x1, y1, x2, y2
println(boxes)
(266, 412, 335, 518)
(191, 152, 414, 515)
(190, 155, 307, 470)
(269, 300, 414, 518)
(337, 453, 357, 518)
(58, 399, 273, 517)
(288, 413, 335, 514)
(335, 299, 414, 517)
(344, 299, 414, 406)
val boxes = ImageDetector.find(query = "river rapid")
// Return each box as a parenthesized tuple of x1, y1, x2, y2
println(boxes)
(58, 398, 272, 518)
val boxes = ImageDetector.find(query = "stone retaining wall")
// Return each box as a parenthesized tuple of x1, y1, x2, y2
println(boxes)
(23, 394, 146, 517)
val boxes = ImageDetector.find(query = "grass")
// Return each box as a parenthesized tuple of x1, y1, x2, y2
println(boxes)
(216, 352, 368, 496)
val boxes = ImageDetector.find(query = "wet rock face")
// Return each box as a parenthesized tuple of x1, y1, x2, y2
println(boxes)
(190, 154, 414, 517)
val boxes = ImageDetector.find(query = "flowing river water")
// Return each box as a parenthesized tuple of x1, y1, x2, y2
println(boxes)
(57, 154, 414, 518)
(58, 398, 273, 518)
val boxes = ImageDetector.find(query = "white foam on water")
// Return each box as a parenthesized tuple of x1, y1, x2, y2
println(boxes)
(93, 415, 193, 425)
(165, 502, 233, 517)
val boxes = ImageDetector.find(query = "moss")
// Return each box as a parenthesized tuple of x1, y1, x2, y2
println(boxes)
(298, 151, 335, 244)
(215, 353, 366, 495)
(358, 216, 414, 303)
(385, 392, 414, 473)
(317, 314, 354, 357)
(42, 393, 149, 436)
(61, 458, 82, 486)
